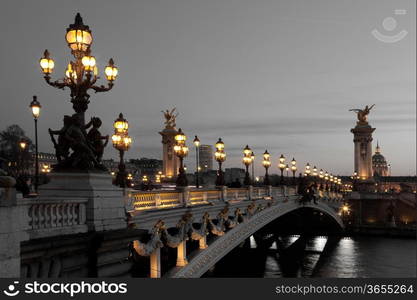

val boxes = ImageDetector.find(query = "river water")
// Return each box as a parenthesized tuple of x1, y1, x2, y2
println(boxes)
(266, 236, 416, 278)
(207, 236, 416, 277)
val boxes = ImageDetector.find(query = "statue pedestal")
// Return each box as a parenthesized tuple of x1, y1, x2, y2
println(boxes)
(38, 172, 127, 231)
(351, 124, 375, 180)
(159, 127, 179, 180)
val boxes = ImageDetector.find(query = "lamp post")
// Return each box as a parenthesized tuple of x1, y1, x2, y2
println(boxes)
(242, 145, 252, 186)
(278, 154, 286, 184)
(29, 96, 41, 193)
(305, 163, 311, 176)
(193, 136, 200, 188)
(291, 158, 297, 184)
(319, 169, 324, 190)
(329, 174, 334, 191)
(285, 164, 289, 178)
(250, 151, 255, 182)
(262, 150, 271, 185)
(174, 128, 189, 187)
(214, 138, 226, 186)
(39, 13, 118, 126)
(324, 171, 329, 191)
(111, 113, 132, 188)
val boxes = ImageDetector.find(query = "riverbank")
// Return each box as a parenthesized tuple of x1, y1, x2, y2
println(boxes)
(345, 225, 416, 239)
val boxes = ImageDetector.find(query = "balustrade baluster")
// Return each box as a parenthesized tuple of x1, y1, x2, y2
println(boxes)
(39, 204, 45, 229)
(56, 204, 62, 227)
(28, 205, 34, 229)
(68, 203, 74, 225)
(45, 204, 51, 228)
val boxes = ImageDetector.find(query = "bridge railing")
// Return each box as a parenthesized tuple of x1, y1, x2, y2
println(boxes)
(189, 189, 221, 205)
(132, 190, 183, 211)
(21, 196, 88, 239)
(128, 185, 302, 212)
(226, 188, 249, 202)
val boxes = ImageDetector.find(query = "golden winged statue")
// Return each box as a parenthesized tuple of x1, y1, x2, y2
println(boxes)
(349, 104, 375, 124)
(161, 108, 178, 129)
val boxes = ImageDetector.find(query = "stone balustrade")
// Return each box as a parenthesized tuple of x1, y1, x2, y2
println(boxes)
(20, 197, 88, 239)
(128, 186, 291, 212)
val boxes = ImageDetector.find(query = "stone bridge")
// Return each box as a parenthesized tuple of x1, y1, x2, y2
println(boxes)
(0, 173, 344, 278)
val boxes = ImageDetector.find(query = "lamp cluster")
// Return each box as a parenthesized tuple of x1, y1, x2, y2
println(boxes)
(242, 145, 253, 185)
(303, 162, 343, 191)
(214, 138, 226, 186)
(111, 113, 132, 188)
(174, 128, 189, 186)
(112, 113, 132, 152)
(39, 13, 118, 124)
(262, 150, 271, 185)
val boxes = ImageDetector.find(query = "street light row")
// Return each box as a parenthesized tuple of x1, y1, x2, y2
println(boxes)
(25, 97, 344, 190)
(174, 130, 345, 188)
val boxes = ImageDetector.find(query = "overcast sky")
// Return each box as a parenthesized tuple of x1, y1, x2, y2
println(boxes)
(0, 0, 415, 176)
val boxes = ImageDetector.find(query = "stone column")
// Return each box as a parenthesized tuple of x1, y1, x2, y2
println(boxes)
(267, 185, 273, 197)
(248, 185, 253, 201)
(220, 186, 227, 201)
(176, 240, 188, 267)
(282, 185, 288, 196)
(159, 127, 179, 180)
(177, 186, 190, 206)
(150, 248, 161, 278)
(351, 124, 375, 180)
(0, 176, 28, 278)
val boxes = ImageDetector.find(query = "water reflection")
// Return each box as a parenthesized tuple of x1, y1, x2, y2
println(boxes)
(207, 235, 416, 278)
(264, 236, 416, 278)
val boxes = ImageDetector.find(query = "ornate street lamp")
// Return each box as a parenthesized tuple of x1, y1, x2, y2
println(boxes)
(174, 128, 189, 187)
(324, 171, 329, 191)
(111, 113, 132, 188)
(193, 135, 200, 188)
(285, 164, 289, 178)
(312, 166, 318, 177)
(278, 154, 286, 184)
(319, 169, 324, 190)
(242, 145, 252, 186)
(305, 163, 311, 176)
(329, 174, 334, 191)
(214, 138, 226, 186)
(39, 13, 118, 126)
(262, 150, 271, 185)
(250, 151, 255, 182)
(291, 158, 297, 183)
(29, 96, 41, 193)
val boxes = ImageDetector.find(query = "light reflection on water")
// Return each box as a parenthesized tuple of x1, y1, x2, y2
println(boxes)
(264, 236, 416, 278)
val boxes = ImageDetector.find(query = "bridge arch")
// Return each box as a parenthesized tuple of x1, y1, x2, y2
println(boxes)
(169, 202, 343, 278)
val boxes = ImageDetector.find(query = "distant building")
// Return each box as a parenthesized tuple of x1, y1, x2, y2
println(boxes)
(129, 158, 163, 176)
(31, 152, 57, 174)
(199, 145, 213, 172)
(372, 141, 389, 177)
(224, 168, 246, 185)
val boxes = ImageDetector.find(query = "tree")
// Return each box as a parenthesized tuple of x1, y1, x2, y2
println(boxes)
(0, 125, 34, 176)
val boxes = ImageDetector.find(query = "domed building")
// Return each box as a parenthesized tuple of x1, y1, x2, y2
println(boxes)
(372, 141, 389, 177)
